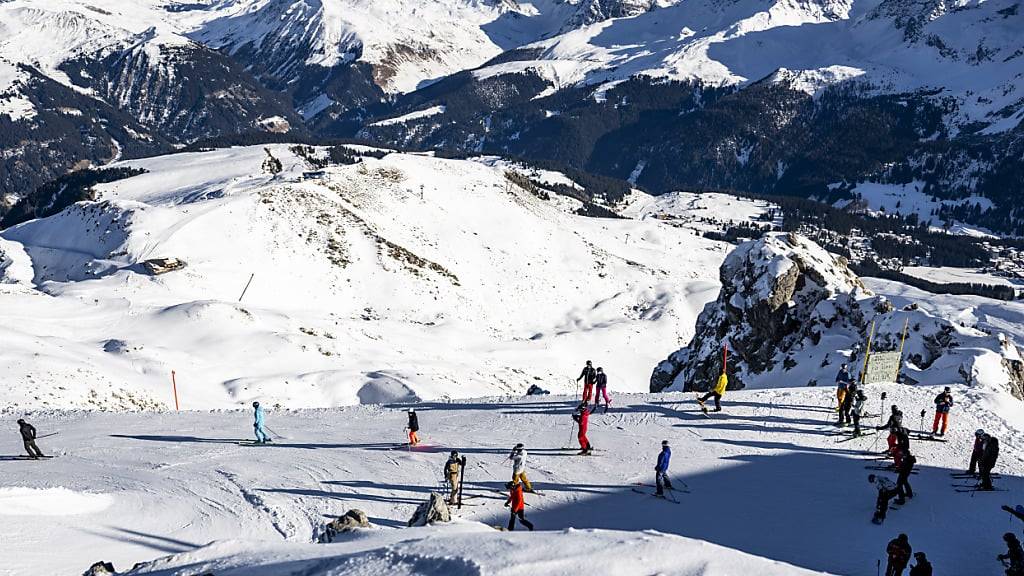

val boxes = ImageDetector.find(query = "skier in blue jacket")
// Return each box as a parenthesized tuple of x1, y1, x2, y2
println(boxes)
(253, 401, 270, 444)
(655, 440, 672, 495)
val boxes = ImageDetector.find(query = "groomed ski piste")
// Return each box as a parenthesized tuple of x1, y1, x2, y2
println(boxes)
(2, 145, 1024, 575)
(2, 385, 1024, 575)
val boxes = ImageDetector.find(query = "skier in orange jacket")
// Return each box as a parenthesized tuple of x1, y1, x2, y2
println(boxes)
(504, 479, 534, 531)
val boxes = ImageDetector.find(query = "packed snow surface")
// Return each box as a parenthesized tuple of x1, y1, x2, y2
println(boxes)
(2, 386, 1022, 575)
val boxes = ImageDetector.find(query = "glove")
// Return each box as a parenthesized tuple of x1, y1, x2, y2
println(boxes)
(1003, 505, 1013, 512)
(504, 502, 510, 508)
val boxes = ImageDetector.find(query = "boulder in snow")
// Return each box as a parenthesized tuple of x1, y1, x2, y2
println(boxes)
(407, 493, 451, 527)
(318, 509, 370, 542)
(82, 561, 116, 576)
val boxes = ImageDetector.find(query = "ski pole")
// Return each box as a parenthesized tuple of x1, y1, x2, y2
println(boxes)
(36, 432, 59, 439)
(879, 392, 887, 426)
(265, 425, 286, 440)
(876, 559, 880, 576)
(919, 409, 926, 435)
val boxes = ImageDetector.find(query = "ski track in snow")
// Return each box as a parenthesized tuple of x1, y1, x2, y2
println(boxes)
(2, 385, 1023, 576)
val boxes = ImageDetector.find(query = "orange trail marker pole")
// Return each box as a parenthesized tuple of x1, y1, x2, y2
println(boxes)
(172, 370, 180, 411)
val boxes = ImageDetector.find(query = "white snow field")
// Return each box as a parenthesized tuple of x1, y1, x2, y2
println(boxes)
(1, 385, 1022, 575)
(0, 145, 730, 411)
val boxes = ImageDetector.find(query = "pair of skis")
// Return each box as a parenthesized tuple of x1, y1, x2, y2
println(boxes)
(632, 484, 684, 504)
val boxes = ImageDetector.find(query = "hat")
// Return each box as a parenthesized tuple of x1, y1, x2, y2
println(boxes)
(252, 401, 260, 407)
(662, 440, 669, 446)
(944, 386, 951, 392)
(450, 450, 458, 456)
(586, 360, 592, 365)
(514, 443, 524, 450)
(867, 474, 876, 483)
(976, 429, 985, 437)
(596, 367, 603, 373)
(17, 419, 24, 424)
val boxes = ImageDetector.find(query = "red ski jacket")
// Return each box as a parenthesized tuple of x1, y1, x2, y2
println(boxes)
(507, 483, 525, 512)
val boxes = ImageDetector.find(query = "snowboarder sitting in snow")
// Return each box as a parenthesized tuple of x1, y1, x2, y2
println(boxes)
(967, 429, 986, 475)
(508, 443, 534, 492)
(696, 372, 728, 413)
(16, 419, 45, 459)
(655, 440, 672, 496)
(572, 402, 593, 455)
(868, 474, 900, 524)
(593, 367, 611, 412)
(443, 451, 465, 505)
(886, 534, 912, 576)
(998, 532, 1024, 576)
(577, 360, 597, 404)
(252, 402, 270, 444)
(836, 363, 853, 411)
(980, 433, 1000, 491)
(406, 408, 420, 446)
(504, 478, 534, 531)
(932, 387, 953, 436)
(909, 552, 932, 576)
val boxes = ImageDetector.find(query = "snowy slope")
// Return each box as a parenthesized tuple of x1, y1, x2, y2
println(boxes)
(0, 145, 725, 411)
(2, 386, 1022, 575)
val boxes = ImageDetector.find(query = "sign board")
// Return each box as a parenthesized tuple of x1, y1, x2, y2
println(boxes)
(863, 351, 902, 384)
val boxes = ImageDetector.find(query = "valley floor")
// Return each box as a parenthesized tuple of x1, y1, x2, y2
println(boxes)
(2, 385, 1022, 575)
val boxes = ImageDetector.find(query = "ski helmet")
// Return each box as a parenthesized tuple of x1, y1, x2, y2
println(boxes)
(867, 474, 876, 483)
(662, 440, 669, 447)
(17, 419, 24, 424)
(596, 367, 603, 373)
(253, 401, 259, 408)
(944, 386, 951, 392)
(891, 404, 898, 411)
(450, 450, 458, 457)
(976, 429, 985, 437)
(514, 443, 524, 450)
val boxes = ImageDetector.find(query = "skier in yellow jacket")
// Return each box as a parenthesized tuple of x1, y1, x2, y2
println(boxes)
(696, 372, 728, 413)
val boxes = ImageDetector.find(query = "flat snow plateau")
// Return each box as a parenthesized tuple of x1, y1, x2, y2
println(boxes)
(1, 386, 1022, 575)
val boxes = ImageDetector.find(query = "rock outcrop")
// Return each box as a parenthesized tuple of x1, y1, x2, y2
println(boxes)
(407, 493, 451, 527)
(318, 508, 370, 543)
(652, 232, 1023, 396)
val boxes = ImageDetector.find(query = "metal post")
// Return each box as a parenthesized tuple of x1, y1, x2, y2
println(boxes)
(861, 320, 876, 386)
(238, 273, 255, 302)
(171, 370, 179, 411)
(894, 318, 910, 383)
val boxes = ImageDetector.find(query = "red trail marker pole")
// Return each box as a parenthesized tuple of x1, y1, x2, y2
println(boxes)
(171, 370, 180, 411)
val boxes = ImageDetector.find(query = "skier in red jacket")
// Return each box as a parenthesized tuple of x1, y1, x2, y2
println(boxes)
(504, 479, 534, 531)
(573, 402, 593, 455)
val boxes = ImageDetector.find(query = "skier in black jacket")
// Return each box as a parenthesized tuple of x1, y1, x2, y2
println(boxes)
(838, 382, 858, 427)
(980, 434, 1000, 490)
(17, 419, 45, 459)
(909, 552, 932, 576)
(406, 409, 420, 446)
(879, 405, 904, 456)
(895, 451, 917, 504)
(998, 533, 1024, 576)
(577, 361, 597, 404)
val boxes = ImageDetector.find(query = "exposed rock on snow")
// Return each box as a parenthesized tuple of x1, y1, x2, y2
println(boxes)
(653, 232, 1024, 396)
(407, 493, 451, 527)
(318, 509, 370, 542)
(82, 561, 117, 576)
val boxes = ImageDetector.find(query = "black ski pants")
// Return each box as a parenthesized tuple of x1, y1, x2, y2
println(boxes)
(852, 411, 861, 436)
(885, 559, 908, 576)
(980, 464, 995, 490)
(699, 391, 722, 410)
(508, 510, 534, 531)
(896, 473, 913, 501)
(23, 440, 43, 458)
(968, 450, 982, 474)
(875, 488, 898, 521)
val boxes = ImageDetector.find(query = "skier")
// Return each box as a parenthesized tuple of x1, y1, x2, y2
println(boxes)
(593, 367, 611, 412)
(16, 419, 45, 459)
(508, 443, 533, 492)
(869, 474, 900, 524)
(406, 408, 420, 446)
(967, 428, 986, 475)
(252, 401, 270, 444)
(851, 388, 868, 436)
(909, 552, 932, 576)
(895, 450, 916, 505)
(931, 386, 953, 436)
(504, 478, 535, 531)
(443, 451, 464, 505)
(838, 382, 858, 427)
(878, 405, 904, 456)
(980, 433, 1000, 491)
(696, 371, 728, 413)
(577, 360, 597, 404)
(892, 427, 911, 469)
(998, 533, 1024, 576)
(836, 363, 853, 411)
(655, 440, 672, 496)
(572, 402, 593, 455)
(885, 533, 913, 576)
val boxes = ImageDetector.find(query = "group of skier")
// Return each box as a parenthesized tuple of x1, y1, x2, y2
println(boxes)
(576, 360, 611, 412)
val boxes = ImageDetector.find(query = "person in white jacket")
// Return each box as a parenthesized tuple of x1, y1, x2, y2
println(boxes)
(509, 443, 534, 492)
(869, 474, 900, 524)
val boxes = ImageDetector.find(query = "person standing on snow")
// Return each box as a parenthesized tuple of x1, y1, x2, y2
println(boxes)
(878, 405, 904, 456)
(895, 450, 916, 505)
(252, 402, 270, 444)
(836, 363, 853, 411)
(572, 402, 593, 455)
(443, 451, 464, 505)
(697, 371, 728, 413)
(980, 433, 1000, 491)
(932, 387, 954, 436)
(16, 419, 45, 459)
(593, 367, 612, 412)
(504, 478, 535, 531)
(851, 388, 868, 436)
(869, 474, 900, 524)
(577, 361, 597, 404)
(406, 408, 420, 446)
(909, 552, 932, 576)
(508, 443, 534, 492)
(998, 533, 1024, 576)
(885, 533, 913, 576)
(655, 440, 672, 496)
(892, 427, 911, 469)
(967, 429, 986, 475)
(838, 382, 858, 427)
